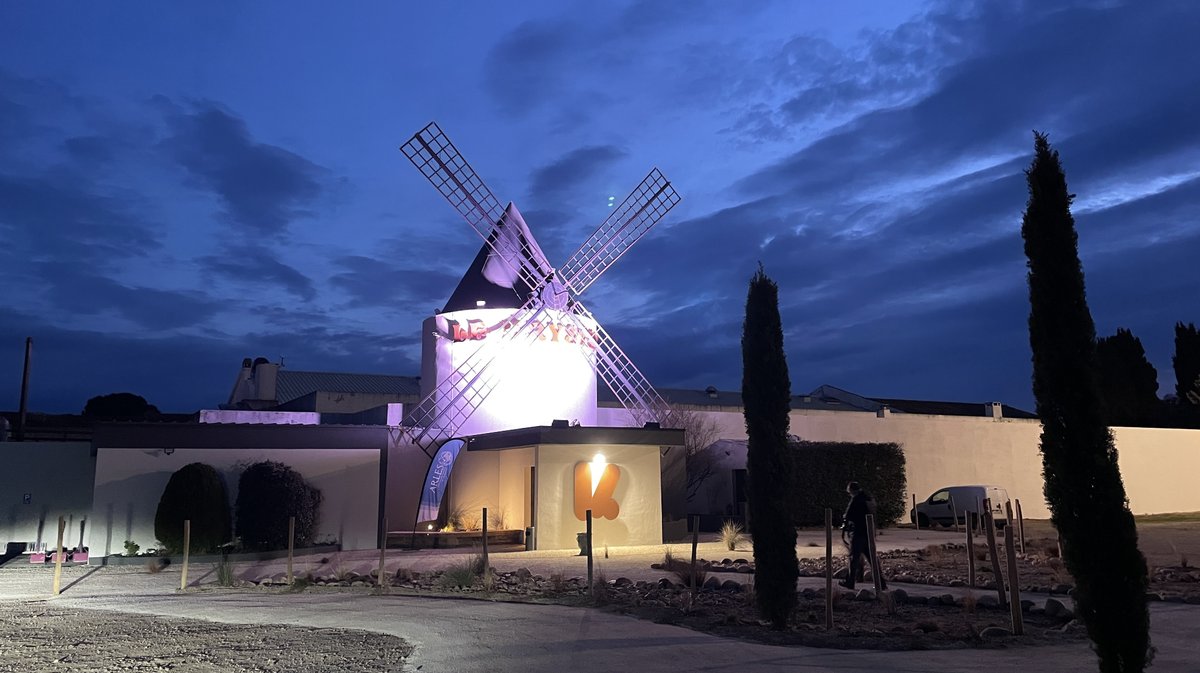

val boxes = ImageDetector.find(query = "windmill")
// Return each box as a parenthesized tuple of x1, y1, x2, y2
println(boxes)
(397, 122, 681, 458)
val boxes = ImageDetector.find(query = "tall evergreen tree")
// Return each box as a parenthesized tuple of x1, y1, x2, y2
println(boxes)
(1021, 132, 1151, 672)
(1095, 328, 1160, 427)
(741, 266, 798, 628)
(1173, 322, 1200, 402)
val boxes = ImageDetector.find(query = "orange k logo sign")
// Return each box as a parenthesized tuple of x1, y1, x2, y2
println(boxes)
(574, 461, 620, 521)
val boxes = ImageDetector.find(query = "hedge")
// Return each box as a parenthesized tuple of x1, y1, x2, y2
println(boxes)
(234, 461, 323, 550)
(788, 441, 906, 527)
(154, 462, 232, 554)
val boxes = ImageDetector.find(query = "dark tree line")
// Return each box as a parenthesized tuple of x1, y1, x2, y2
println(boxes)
(1093, 322, 1200, 428)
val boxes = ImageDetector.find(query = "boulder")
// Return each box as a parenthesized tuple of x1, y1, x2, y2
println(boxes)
(720, 580, 744, 593)
(702, 576, 722, 591)
(890, 588, 909, 603)
(1044, 597, 1073, 621)
(855, 589, 875, 601)
(977, 595, 1000, 609)
(980, 626, 1011, 639)
(515, 568, 533, 582)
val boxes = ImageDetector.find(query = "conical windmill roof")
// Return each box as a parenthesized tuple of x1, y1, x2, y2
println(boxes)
(442, 202, 546, 312)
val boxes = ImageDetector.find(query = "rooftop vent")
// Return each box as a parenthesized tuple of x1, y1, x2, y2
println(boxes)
(705, 386, 718, 398)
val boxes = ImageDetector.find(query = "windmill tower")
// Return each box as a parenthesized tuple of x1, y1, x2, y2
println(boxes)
(399, 122, 681, 451)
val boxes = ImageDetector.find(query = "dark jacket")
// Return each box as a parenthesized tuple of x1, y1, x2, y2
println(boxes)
(843, 490, 875, 532)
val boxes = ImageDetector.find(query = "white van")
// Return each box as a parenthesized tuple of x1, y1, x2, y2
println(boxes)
(911, 485, 1010, 528)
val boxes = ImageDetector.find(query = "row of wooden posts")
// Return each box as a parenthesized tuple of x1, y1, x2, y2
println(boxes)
(53, 502, 1028, 636)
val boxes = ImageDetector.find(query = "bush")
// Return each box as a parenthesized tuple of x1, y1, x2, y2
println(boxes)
(154, 462, 232, 554)
(234, 461, 323, 550)
(787, 441, 906, 527)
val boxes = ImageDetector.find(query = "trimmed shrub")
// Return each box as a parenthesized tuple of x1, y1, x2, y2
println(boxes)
(788, 441, 906, 528)
(154, 462, 232, 554)
(234, 461, 323, 550)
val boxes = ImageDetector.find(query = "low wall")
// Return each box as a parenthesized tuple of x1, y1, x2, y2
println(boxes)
(91, 446, 381, 554)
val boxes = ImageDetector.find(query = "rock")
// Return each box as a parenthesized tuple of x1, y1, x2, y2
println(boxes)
(720, 580, 744, 593)
(891, 588, 909, 603)
(833, 567, 848, 579)
(855, 589, 875, 601)
(657, 578, 674, 590)
(734, 558, 748, 564)
(515, 568, 532, 582)
(980, 626, 1011, 639)
(1021, 599, 1035, 612)
(351, 580, 367, 587)
(800, 587, 815, 598)
(721, 558, 732, 565)
(938, 593, 957, 606)
(908, 595, 928, 606)
(735, 564, 754, 574)
(702, 576, 722, 591)
(977, 595, 1000, 609)
(1044, 597, 1073, 621)
(1145, 592, 1163, 602)
(949, 579, 966, 588)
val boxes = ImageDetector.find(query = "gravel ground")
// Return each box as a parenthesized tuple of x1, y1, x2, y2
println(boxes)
(0, 602, 413, 672)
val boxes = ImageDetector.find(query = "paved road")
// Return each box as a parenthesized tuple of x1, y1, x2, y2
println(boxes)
(37, 588, 1198, 673)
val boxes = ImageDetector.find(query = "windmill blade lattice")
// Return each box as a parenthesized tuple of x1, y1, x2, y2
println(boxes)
(568, 299, 671, 426)
(559, 168, 680, 295)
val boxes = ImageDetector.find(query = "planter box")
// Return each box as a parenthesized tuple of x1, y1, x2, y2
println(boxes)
(28, 553, 46, 564)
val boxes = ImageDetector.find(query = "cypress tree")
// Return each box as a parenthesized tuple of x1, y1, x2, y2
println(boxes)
(741, 265, 797, 628)
(1095, 328, 1160, 427)
(1021, 132, 1151, 672)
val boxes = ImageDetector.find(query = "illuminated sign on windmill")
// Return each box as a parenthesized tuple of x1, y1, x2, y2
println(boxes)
(397, 122, 682, 463)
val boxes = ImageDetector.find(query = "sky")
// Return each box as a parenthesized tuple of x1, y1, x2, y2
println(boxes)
(2, 0, 1198, 414)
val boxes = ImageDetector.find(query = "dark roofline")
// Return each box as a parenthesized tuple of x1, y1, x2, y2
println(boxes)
(93, 422, 390, 450)
(466, 424, 685, 451)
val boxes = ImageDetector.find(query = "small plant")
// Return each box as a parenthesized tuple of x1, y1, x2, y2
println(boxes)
(216, 558, 235, 587)
(962, 591, 977, 615)
(719, 520, 744, 551)
(591, 569, 611, 605)
(662, 548, 707, 588)
(481, 568, 496, 594)
(438, 558, 479, 589)
(493, 507, 507, 530)
(123, 540, 140, 557)
(461, 511, 482, 532)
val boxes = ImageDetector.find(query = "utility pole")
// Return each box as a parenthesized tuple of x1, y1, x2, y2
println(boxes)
(16, 337, 32, 442)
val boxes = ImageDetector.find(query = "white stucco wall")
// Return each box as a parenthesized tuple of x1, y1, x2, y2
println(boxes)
(597, 406, 1200, 522)
(1, 442, 94, 552)
(534, 443, 662, 551)
(448, 447, 533, 531)
(90, 447, 381, 555)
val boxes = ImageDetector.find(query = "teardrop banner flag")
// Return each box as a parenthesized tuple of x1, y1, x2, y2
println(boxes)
(418, 438, 465, 524)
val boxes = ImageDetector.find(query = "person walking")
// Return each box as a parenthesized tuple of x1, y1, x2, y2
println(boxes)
(839, 481, 885, 590)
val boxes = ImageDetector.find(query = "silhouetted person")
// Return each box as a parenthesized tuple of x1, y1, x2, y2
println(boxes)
(839, 481, 885, 590)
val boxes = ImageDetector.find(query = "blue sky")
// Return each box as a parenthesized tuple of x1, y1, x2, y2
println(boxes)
(2, 0, 1198, 413)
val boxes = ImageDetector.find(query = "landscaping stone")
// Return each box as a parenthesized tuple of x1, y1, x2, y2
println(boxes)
(1044, 597, 1072, 621)
(720, 580, 744, 593)
(980, 626, 1011, 639)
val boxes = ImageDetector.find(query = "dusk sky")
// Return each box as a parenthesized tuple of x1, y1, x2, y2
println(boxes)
(3, 1, 1198, 414)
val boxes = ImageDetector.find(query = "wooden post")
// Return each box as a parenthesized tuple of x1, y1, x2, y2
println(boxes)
(1005, 522, 1024, 635)
(690, 514, 700, 590)
(976, 498, 984, 534)
(51, 516, 65, 596)
(287, 516, 295, 585)
(966, 520, 976, 588)
(180, 519, 191, 591)
(481, 508, 489, 573)
(949, 495, 960, 532)
(912, 493, 919, 530)
(983, 512, 1007, 607)
(377, 517, 388, 591)
(1015, 499, 1026, 555)
(865, 513, 883, 598)
(585, 509, 593, 590)
(824, 508, 833, 629)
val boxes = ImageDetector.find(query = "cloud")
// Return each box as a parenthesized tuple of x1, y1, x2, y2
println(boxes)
(32, 263, 222, 331)
(198, 245, 318, 302)
(160, 100, 328, 235)
(330, 255, 459, 312)
(530, 145, 627, 197)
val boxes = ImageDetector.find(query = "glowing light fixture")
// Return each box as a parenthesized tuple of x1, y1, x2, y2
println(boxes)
(476, 299, 487, 307)
(427, 524, 434, 530)
(590, 452, 607, 496)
